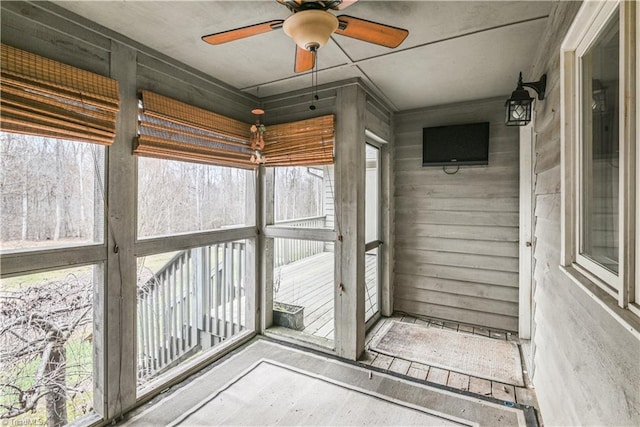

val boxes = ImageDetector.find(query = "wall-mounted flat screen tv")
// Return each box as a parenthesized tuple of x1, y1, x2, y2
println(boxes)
(422, 122, 490, 166)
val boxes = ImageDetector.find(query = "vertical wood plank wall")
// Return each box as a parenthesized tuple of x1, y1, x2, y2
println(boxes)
(393, 99, 520, 331)
(527, 2, 640, 425)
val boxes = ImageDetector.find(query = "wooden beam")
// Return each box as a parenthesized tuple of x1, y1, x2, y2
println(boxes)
(263, 226, 337, 241)
(366, 127, 394, 318)
(0, 245, 106, 277)
(334, 85, 366, 360)
(245, 168, 259, 333)
(261, 167, 275, 331)
(135, 226, 257, 257)
(104, 40, 138, 419)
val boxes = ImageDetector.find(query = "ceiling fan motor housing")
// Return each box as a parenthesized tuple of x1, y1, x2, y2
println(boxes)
(283, 10, 339, 51)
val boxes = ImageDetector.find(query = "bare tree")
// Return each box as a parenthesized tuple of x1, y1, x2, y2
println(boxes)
(0, 274, 93, 427)
(1, 133, 101, 247)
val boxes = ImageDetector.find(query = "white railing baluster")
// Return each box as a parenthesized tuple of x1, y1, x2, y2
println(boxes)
(203, 246, 212, 333)
(189, 250, 197, 348)
(236, 242, 243, 330)
(153, 275, 161, 368)
(169, 263, 176, 360)
(137, 303, 143, 381)
(222, 243, 230, 339)
(212, 244, 219, 336)
(142, 294, 150, 374)
(179, 253, 185, 353)
(226, 242, 236, 336)
(137, 239, 257, 385)
(162, 272, 169, 366)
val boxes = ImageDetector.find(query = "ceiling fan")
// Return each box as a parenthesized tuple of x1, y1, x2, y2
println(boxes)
(201, 0, 409, 73)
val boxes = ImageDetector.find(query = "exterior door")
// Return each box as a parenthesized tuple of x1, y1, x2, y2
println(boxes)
(365, 143, 381, 324)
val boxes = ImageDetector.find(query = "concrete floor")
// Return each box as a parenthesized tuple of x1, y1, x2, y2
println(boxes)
(121, 337, 537, 426)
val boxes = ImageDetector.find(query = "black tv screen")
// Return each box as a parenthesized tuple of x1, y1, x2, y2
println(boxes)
(422, 122, 490, 166)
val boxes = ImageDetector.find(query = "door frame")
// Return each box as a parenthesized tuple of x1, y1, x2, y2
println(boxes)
(519, 117, 535, 339)
(364, 141, 382, 327)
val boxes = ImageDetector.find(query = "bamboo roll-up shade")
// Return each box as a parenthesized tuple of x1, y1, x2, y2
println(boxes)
(135, 90, 256, 169)
(263, 115, 334, 166)
(0, 44, 120, 145)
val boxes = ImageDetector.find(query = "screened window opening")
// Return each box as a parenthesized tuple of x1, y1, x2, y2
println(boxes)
(365, 247, 379, 322)
(0, 132, 105, 252)
(273, 239, 335, 342)
(274, 165, 335, 230)
(137, 157, 255, 238)
(0, 45, 113, 427)
(0, 265, 100, 426)
(136, 240, 249, 391)
(364, 143, 381, 322)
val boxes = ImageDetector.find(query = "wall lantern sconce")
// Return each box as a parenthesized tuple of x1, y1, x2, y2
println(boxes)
(505, 72, 547, 126)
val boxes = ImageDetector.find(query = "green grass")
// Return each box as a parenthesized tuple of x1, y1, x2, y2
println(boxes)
(0, 265, 96, 291)
(138, 251, 180, 275)
(0, 333, 94, 425)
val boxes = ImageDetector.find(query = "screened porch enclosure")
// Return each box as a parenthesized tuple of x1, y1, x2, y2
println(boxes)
(273, 247, 379, 341)
(269, 161, 380, 342)
(136, 241, 249, 388)
(134, 235, 378, 383)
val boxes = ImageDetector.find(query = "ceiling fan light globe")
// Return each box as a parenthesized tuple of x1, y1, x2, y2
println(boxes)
(283, 10, 339, 50)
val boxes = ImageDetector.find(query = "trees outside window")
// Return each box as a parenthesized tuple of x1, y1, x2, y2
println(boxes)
(0, 133, 104, 251)
(137, 157, 252, 238)
(0, 266, 98, 426)
(1, 133, 104, 426)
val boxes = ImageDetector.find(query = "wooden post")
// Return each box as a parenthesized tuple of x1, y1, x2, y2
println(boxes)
(519, 120, 534, 339)
(261, 167, 275, 331)
(244, 168, 259, 333)
(104, 40, 137, 419)
(334, 85, 366, 360)
(377, 132, 394, 317)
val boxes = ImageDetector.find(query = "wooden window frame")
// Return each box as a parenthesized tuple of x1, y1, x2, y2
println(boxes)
(132, 153, 259, 400)
(560, 0, 639, 323)
(0, 135, 107, 426)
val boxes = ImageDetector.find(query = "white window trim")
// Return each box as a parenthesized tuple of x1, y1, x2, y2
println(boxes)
(560, 0, 639, 320)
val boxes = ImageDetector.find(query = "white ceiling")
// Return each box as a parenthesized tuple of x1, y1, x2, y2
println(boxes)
(52, 0, 553, 111)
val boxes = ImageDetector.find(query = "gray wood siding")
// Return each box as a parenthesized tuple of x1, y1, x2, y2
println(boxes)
(527, 1, 640, 425)
(393, 98, 520, 331)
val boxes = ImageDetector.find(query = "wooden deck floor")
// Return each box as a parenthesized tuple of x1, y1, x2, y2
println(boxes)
(274, 251, 378, 341)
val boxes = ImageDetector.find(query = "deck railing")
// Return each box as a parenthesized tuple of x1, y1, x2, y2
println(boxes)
(136, 217, 329, 384)
(273, 215, 328, 267)
(136, 241, 246, 385)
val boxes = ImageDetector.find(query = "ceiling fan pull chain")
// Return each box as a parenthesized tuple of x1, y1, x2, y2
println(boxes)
(310, 47, 318, 110)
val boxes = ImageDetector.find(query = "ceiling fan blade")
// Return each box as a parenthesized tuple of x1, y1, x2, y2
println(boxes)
(335, 15, 408, 48)
(202, 20, 284, 45)
(294, 46, 315, 73)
